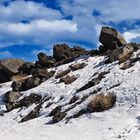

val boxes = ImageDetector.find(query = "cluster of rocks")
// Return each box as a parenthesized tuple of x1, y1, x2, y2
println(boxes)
(2, 26, 140, 123)
(0, 44, 88, 84)
(97, 26, 140, 63)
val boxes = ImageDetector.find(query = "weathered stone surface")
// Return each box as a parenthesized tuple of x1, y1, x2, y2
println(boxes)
(0, 58, 25, 83)
(11, 77, 40, 92)
(69, 63, 86, 71)
(59, 75, 77, 84)
(18, 62, 35, 75)
(53, 44, 74, 61)
(99, 26, 127, 50)
(36, 52, 55, 68)
(20, 105, 41, 122)
(53, 112, 66, 123)
(6, 93, 42, 111)
(53, 44, 88, 64)
(55, 69, 71, 79)
(108, 43, 134, 63)
(0, 59, 24, 75)
(4, 91, 21, 103)
(31, 68, 48, 78)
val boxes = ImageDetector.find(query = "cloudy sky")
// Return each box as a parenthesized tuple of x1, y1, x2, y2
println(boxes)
(0, 0, 140, 61)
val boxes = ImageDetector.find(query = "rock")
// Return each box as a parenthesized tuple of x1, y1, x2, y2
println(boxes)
(18, 94, 42, 107)
(90, 49, 100, 56)
(0, 58, 25, 83)
(53, 44, 74, 61)
(98, 45, 108, 54)
(53, 112, 66, 123)
(31, 68, 48, 78)
(18, 62, 35, 75)
(6, 93, 42, 111)
(11, 77, 40, 92)
(99, 26, 127, 51)
(108, 43, 134, 63)
(69, 63, 86, 71)
(36, 52, 55, 68)
(0, 71, 9, 83)
(69, 96, 79, 104)
(20, 105, 41, 122)
(87, 92, 116, 112)
(71, 46, 88, 57)
(59, 75, 77, 84)
(4, 91, 21, 103)
(49, 106, 62, 116)
(55, 69, 71, 79)
(77, 72, 109, 92)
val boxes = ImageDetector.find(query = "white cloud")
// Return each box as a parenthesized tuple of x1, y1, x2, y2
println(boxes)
(0, 50, 13, 58)
(0, 0, 62, 22)
(0, 0, 140, 51)
(123, 30, 140, 42)
(0, 20, 77, 35)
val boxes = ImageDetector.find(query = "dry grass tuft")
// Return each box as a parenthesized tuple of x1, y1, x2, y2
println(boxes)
(87, 92, 116, 112)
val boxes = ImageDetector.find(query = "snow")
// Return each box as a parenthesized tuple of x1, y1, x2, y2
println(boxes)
(0, 54, 140, 140)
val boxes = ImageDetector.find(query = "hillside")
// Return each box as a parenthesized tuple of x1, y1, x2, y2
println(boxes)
(0, 27, 140, 140)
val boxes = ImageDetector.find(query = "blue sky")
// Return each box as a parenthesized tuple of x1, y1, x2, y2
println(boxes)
(0, 0, 140, 61)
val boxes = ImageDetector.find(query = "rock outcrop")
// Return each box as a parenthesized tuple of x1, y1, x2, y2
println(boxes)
(99, 26, 127, 51)
(0, 58, 25, 83)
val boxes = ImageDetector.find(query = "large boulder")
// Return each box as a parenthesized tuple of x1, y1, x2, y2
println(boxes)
(4, 91, 21, 103)
(11, 77, 40, 92)
(55, 69, 71, 79)
(71, 46, 88, 57)
(108, 43, 134, 63)
(59, 75, 77, 84)
(18, 62, 35, 75)
(36, 52, 55, 68)
(53, 44, 74, 61)
(0, 71, 9, 83)
(99, 26, 127, 50)
(31, 68, 55, 82)
(0, 58, 25, 83)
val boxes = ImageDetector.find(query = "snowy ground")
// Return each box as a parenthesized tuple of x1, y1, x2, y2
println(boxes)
(0, 55, 140, 140)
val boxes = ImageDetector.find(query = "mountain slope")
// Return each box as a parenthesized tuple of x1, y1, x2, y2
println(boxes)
(0, 49, 140, 140)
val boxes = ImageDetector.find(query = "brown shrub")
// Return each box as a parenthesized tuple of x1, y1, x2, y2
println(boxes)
(87, 92, 116, 112)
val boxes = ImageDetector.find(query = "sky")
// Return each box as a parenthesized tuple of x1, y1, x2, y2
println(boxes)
(0, 0, 140, 61)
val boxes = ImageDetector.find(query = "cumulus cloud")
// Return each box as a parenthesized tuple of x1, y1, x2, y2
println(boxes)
(0, 0, 62, 22)
(0, 0, 140, 54)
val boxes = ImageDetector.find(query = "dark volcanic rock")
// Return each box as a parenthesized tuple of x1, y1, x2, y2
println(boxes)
(53, 44, 74, 61)
(36, 52, 55, 68)
(6, 93, 42, 111)
(4, 91, 21, 103)
(49, 106, 62, 117)
(69, 63, 86, 71)
(53, 112, 66, 123)
(0, 58, 25, 83)
(55, 69, 71, 79)
(18, 62, 35, 75)
(11, 77, 40, 92)
(20, 105, 41, 122)
(107, 43, 134, 63)
(99, 26, 127, 51)
(59, 75, 77, 84)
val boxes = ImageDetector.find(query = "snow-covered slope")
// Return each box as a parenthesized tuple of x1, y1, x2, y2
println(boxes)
(0, 52, 140, 140)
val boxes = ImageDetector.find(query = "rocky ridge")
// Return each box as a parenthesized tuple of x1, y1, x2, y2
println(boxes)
(0, 26, 140, 129)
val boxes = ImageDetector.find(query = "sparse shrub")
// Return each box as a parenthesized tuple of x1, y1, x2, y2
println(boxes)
(87, 92, 116, 112)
